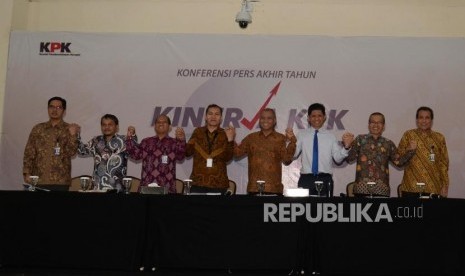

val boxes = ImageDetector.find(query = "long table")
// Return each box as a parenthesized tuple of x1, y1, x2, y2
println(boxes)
(1, 191, 464, 274)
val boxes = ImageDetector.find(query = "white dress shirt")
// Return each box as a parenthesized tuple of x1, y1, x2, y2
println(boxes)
(294, 127, 349, 174)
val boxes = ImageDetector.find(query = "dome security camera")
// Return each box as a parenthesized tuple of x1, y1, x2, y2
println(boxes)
(235, 10, 252, 29)
(235, 0, 253, 29)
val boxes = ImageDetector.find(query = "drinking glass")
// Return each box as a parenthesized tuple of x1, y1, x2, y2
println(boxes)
(256, 180, 265, 196)
(416, 182, 426, 198)
(366, 182, 376, 198)
(122, 177, 132, 194)
(183, 179, 193, 195)
(29, 176, 39, 191)
(315, 181, 323, 197)
(80, 176, 91, 191)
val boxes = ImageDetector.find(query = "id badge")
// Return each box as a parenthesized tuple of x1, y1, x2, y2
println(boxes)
(161, 155, 168, 164)
(429, 153, 435, 162)
(206, 158, 213, 168)
(54, 146, 61, 156)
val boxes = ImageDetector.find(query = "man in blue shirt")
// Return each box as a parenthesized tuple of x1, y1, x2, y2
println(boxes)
(293, 103, 354, 196)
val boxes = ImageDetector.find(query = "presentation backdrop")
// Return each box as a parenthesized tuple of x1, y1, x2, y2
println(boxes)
(1, 31, 464, 197)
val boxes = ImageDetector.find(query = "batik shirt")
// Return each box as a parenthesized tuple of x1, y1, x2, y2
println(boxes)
(125, 135, 185, 193)
(77, 134, 132, 191)
(397, 129, 449, 195)
(186, 126, 233, 189)
(23, 120, 78, 185)
(346, 134, 414, 196)
(234, 130, 296, 194)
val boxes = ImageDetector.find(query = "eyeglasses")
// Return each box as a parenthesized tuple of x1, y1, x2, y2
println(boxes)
(48, 105, 64, 110)
(369, 121, 384, 125)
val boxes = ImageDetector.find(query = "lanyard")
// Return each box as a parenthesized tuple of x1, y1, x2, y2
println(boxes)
(205, 130, 218, 154)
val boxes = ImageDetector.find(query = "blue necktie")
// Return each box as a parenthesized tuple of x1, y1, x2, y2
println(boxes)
(312, 130, 319, 175)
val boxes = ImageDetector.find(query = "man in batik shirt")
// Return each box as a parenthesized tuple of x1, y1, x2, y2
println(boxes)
(23, 96, 79, 187)
(346, 112, 416, 197)
(186, 104, 235, 193)
(126, 115, 186, 193)
(234, 108, 296, 195)
(398, 107, 449, 197)
(78, 114, 133, 191)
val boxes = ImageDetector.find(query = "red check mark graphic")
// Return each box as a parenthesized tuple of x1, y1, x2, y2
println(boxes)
(240, 81, 282, 130)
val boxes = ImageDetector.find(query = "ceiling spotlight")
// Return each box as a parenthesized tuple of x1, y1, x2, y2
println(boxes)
(235, 0, 253, 29)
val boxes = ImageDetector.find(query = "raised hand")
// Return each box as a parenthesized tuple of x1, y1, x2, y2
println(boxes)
(127, 126, 136, 137)
(225, 124, 236, 142)
(68, 123, 81, 136)
(285, 127, 295, 140)
(342, 132, 355, 148)
(175, 127, 186, 140)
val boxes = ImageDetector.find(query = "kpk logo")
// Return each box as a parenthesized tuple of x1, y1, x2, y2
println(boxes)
(39, 42, 80, 56)
(151, 81, 349, 130)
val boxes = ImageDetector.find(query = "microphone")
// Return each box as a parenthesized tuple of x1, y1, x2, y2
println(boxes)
(327, 181, 332, 197)
(23, 184, 50, 192)
(429, 193, 441, 199)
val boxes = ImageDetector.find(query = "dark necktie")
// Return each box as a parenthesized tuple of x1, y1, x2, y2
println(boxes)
(312, 130, 319, 175)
